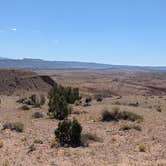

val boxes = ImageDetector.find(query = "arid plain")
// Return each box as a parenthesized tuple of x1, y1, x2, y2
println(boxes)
(0, 69, 166, 166)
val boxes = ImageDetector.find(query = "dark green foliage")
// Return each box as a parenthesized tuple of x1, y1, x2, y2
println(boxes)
(48, 94, 68, 120)
(102, 110, 119, 121)
(120, 124, 142, 131)
(29, 94, 37, 105)
(49, 85, 79, 105)
(55, 119, 82, 147)
(40, 94, 46, 106)
(65, 87, 79, 104)
(85, 96, 92, 104)
(95, 95, 103, 102)
(48, 85, 80, 120)
(102, 110, 143, 122)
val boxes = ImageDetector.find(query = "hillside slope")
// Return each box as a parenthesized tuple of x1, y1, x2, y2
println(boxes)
(0, 69, 56, 95)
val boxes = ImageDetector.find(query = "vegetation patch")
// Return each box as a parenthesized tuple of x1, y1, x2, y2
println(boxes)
(48, 85, 80, 120)
(95, 95, 103, 102)
(34, 139, 43, 144)
(139, 144, 146, 152)
(3, 122, 24, 132)
(102, 109, 143, 122)
(20, 105, 30, 110)
(32, 112, 44, 118)
(55, 119, 82, 147)
(17, 94, 46, 108)
(120, 124, 142, 131)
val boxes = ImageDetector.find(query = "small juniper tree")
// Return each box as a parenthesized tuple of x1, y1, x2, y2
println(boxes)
(48, 93, 68, 120)
(48, 84, 80, 120)
(55, 119, 82, 147)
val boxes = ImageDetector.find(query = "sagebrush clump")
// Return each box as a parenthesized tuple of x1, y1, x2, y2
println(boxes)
(102, 109, 143, 122)
(3, 122, 24, 132)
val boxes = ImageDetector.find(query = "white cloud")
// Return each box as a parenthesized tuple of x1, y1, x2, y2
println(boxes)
(11, 28, 16, 31)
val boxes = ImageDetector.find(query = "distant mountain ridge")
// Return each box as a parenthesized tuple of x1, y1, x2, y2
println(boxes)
(0, 58, 166, 71)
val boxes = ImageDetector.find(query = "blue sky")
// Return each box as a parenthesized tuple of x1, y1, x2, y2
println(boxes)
(0, 0, 166, 66)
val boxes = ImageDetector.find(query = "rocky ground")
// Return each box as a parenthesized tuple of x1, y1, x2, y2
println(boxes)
(0, 95, 166, 166)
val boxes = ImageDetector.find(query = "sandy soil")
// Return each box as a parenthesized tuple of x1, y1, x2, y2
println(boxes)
(0, 95, 166, 166)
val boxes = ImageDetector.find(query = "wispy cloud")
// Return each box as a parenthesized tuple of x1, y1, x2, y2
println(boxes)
(11, 28, 17, 31)
(0, 29, 4, 33)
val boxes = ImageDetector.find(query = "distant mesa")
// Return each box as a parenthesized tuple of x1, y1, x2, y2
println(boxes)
(0, 58, 165, 71)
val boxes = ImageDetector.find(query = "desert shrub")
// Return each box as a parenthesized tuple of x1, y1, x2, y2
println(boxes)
(48, 85, 80, 119)
(95, 95, 103, 102)
(34, 139, 43, 144)
(120, 124, 142, 131)
(17, 94, 43, 107)
(40, 94, 46, 106)
(102, 109, 120, 121)
(29, 94, 37, 105)
(102, 110, 143, 122)
(48, 94, 68, 120)
(3, 122, 24, 132)
(65, 87, 79, 104)
(83, 96, 92, 107)
(55, 119, 82, 147)
(139, 144, 146, 152)
(156, 106, 162, 112)
(49, 85, 79, 105)
(28, 94, 42, 108)
(16, 98, 26, 103)
(21, 105, 30, 110)
(85, 96, 92, 104)
(32, 112, 44, 118)
(120, 111, 143, 122)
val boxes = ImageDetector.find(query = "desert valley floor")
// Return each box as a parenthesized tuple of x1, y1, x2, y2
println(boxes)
(0, 70, 166, 166)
